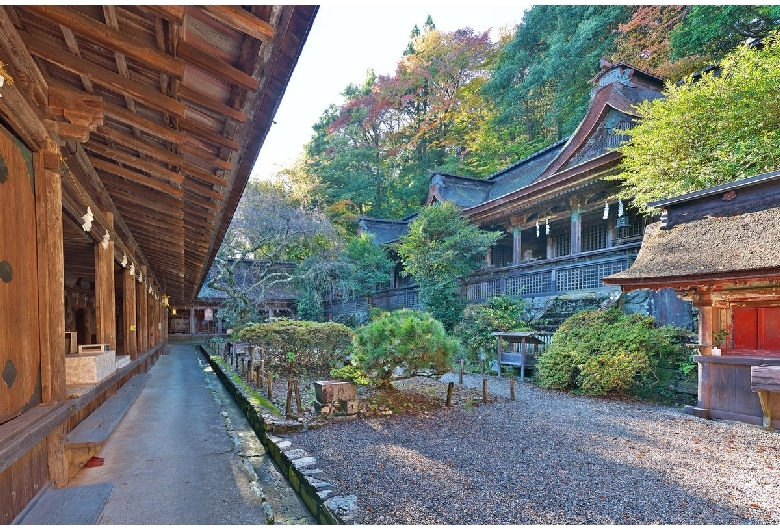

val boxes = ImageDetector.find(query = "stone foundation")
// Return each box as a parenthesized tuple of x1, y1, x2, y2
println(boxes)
(65, 349, 116, 385)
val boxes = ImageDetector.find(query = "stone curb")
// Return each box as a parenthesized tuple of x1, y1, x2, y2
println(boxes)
(197, 345, 356, 525)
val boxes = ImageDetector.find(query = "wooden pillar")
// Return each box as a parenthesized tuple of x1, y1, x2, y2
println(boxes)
(694, 294, 713, 411)
(137, 266, 148, 352)
(190, 306, 196, 334)
(512, 225, 522, 265)
(36, 141, 67, 487)
(123, 266, 137, 359)
(570, 199, 581, 255)
(148, 291, 156, 347)
(95, 212, 116, 351)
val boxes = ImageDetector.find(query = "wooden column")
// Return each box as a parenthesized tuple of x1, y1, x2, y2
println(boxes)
(512, 225, 522, 265)
(36, 140, 67, 487)
(95, 212, 116, 350)
(147, 290, 156, 347)
(694, 294, 714, 411)
(190, 306, 196, 334)
(570, 199, 582, 255)
(136, 266, 148, 352)
(123, 266, 137, 359)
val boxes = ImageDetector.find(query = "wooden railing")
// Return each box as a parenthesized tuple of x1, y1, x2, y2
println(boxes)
(369, 243, 639, 311)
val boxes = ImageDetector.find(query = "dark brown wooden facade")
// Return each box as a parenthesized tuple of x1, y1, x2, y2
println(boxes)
(0, 5, 316, 523)
(605, 170, 780, 428)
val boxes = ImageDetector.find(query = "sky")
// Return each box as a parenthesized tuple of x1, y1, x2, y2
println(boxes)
(249, 2, 532, 181)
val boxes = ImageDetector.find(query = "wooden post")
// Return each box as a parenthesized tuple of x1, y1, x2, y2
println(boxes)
(446, 382, 454, 406)
(123, 265, 137, 359)
(255, 366, 261, 388)
(248, 346, 255, 384)
(36, 142, 67, 487)
(483, 379, 488, 404)
(459, 359, 464, 385)
(95, 211, 116, 350)
(285, 378, 293, 417)
(294, 380, 302, 412)
(510, 377, 515, 401)
(267, 372, 273, 400)
(570, 198, 581, 256)
(136, 265, 148, 352)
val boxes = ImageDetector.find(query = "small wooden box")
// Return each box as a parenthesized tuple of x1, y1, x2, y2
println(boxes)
(78, 343, 111, 354)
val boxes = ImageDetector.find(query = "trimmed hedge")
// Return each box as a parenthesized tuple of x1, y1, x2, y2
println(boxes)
(236, 319, 354, 375)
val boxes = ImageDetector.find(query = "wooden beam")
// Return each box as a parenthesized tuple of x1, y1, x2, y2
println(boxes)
(21, 31, 185, 117)
(180, 118, 240, 150)
(92, 157, 184, 199)
(178, 84, 246, 123)
(104, 102, 186, 144)
(181, 144, 232, 171)
(0, 7, 48, 107)
(184, 178, 224, 201)
(142, 6, 185, 26)
(201, 5, 275, 43)
(177, 40, 259, 92)
(85, 141, 184, 186)
(183, 164, 228, 188)
(96, 126, 184, 167)
(22, 6, 185, 80)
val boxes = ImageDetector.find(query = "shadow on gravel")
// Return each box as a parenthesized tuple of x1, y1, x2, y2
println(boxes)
(287, 395, 774, 525)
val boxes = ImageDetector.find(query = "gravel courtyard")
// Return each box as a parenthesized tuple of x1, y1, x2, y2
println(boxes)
(286, 374, 780, 524)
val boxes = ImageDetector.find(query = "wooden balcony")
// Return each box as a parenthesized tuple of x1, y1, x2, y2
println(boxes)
(370, 242, 641, 311)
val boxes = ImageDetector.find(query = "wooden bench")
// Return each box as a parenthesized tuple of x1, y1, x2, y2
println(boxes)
(65, 373, 151, 477)
(751, 365, 780, 428)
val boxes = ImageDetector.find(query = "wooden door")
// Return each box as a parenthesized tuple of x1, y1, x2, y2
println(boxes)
(0, 126, 41, 423)
(733, 307, 780, 355)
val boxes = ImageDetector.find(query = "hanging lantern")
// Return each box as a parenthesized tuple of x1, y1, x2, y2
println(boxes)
(545, 218, 550, 235)
(162, 294, 169, 307)
(536, 219, 540, 237)
(618, 198, 624, 218)
(603, 200, 609, 220)
(171, 307, 177, 316)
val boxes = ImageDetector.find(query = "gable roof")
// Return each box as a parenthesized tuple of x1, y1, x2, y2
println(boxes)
(357, 217, 413, 245)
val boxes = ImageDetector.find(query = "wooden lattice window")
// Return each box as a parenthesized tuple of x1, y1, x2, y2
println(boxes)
(506, 271, 552, 296)
(582, 221, 608, 252)
(552, 229, 571, 258)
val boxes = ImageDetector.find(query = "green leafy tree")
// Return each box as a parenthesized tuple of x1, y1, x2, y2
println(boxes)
(454, 296, 531, 363)
(484, 5, 630, 145)
(209, 181, 337, 328)
(396, 201, 501, 330)
(348, 309, 458, 387)
(616, 32, 780, 211)
(293, 234, 392, 322)
(669, 5, 780, 61)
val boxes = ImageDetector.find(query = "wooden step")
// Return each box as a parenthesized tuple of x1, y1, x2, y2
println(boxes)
(65, 373, 151, 477)
(16, 482, 113, 525)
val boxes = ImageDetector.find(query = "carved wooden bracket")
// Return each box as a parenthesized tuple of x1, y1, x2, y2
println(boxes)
(46, 82, 103, 142)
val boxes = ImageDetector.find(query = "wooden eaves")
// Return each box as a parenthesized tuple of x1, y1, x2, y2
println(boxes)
(0, 5, 317, 304)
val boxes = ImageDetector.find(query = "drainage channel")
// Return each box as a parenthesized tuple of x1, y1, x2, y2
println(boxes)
(199, 354, 316, 525)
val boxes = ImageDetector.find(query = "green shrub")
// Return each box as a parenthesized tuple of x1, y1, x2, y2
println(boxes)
(536, 308, 693, 399)
(350, 309, 459, 387)
(454, 296, 531, 363)
(236, 319, 354, 375)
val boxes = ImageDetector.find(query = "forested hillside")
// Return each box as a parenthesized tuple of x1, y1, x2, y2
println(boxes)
(276, 5, 780, 228)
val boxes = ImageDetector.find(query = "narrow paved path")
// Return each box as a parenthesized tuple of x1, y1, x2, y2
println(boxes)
(68, 343, 314, 525)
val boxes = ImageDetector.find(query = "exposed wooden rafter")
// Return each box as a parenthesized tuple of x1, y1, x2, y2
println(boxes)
(201, 6, 275, 42)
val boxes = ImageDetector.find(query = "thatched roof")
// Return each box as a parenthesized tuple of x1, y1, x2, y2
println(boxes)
(606, 213, 780, 288)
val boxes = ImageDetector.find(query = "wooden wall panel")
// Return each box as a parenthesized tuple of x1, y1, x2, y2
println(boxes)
(0, 125, 42, 423)
(0, 439, 48, 525)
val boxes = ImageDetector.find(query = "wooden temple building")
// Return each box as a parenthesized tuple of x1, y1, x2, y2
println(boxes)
(0, 5, 316, 523)
(354, 62, 693, 330)
(604, 170, 780, 428)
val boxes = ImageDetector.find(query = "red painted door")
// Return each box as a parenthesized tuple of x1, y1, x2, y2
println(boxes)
(732, 307, 780, 355)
